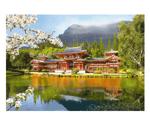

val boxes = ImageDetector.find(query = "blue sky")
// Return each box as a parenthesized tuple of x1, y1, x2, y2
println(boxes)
(11, 15, 135, 36)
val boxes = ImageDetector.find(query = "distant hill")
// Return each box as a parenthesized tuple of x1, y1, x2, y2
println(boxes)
(59, 23, 119, 46)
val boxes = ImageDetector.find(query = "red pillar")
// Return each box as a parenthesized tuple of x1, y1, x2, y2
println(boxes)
(66, 63, 69, 70)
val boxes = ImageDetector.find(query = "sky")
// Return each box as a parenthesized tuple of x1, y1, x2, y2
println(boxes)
(11, 15, 135, 37)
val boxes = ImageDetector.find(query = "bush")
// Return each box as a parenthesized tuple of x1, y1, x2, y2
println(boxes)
(94, 70, 102, 74)
(11, 52, 33, 70)
(72, 68, 79, 74)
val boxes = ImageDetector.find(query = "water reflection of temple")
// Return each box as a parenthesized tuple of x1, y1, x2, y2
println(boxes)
(31, 74, 122, 97)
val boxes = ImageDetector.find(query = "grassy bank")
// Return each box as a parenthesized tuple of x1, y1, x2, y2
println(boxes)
(6, 70, 24, 76)
(28, 71, 128, 78)
(7, 68, 144, 79)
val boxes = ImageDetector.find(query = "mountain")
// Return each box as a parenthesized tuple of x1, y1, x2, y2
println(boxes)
(59, 23, 119, 46)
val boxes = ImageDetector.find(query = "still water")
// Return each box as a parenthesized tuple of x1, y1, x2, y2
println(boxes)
(6, 74, 144, 111)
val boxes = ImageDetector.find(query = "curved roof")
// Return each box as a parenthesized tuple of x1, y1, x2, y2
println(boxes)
(55, 47, 88, 55)
(105, 50, 118, 54)
(64, 47, 82, 52)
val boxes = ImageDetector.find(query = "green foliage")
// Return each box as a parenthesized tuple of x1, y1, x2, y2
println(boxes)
(72, 41, 79, 47)
(118, 15, 144, 70)
(12, 52, 33, 69)
(79, 39, 105, 58)
(99, 37, 105, 56)
(91, 47, 98, 57)
(72, 68, 79, 74)
(6, 53, 12, 70)
(34, 86, 61, 103)
(37, 40, 62, 50)
(7, 42, 64, 70)
(107, 37, 112, 51)
(88, 99, 144, 111)
(19, 47, 64, 59)
(113, 33, 118, 50)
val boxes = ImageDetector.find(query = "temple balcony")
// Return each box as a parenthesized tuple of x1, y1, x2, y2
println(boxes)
(64, 56, 81, 60)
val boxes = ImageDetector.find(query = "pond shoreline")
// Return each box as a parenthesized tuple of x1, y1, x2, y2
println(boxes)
(7, 70, 144, 78)
(25, 71, 128, 78)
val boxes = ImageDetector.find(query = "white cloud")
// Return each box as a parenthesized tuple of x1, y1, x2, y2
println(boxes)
(54, 15, 134, 36)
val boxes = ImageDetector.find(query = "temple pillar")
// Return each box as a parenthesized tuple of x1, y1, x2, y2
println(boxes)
(66, 63, 69, 70)
(81, 63, 84, 70)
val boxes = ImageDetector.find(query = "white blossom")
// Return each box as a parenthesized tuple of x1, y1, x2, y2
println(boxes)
(7, 87, 35, 110)
(15, 100, 22, 108)
(6, 98, 14, 105)
(25, 87, 34, 95)
(6, 15, 63, 57)
(6, 15, 37, 30)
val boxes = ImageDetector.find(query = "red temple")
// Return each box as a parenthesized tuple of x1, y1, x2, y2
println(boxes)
(31, 47, 120, 73)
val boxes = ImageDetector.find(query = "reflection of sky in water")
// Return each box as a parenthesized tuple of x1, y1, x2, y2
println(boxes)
(61, 95, 84, 102)
(8, 95, 67, 111)
(8, 94, 104, 111)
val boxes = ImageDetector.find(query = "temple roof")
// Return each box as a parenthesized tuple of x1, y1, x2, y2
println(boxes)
(86, 58, 107, 62)
(105, 49, 118, 54)
(46, 59, 67, 62)
(92, 58, 105, 60)
(64, 47, 82, 52)
(45, 60, 59, 63)
(55, 47, 88, 55)
(31, 59, 66, 64)
(38, 55, 48, 59)
(85, 55, 119, 62)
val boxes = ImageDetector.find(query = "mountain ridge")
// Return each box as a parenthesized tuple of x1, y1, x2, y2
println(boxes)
(59, 22, 121, 46)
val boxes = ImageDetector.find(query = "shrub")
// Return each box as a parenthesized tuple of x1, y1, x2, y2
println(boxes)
(72, 68, 79, 74)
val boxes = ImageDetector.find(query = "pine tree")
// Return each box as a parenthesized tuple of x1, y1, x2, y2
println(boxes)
(113, 33, 118, 50)
(99, 37, 104, 56)
(107, 37, 111, 51)
(91, 48, 97, 57)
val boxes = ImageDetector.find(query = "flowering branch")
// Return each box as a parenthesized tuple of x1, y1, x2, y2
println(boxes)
(6, 15, 63, 57)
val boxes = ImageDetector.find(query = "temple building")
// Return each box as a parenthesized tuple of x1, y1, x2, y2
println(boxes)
(31, 47, 120, 73)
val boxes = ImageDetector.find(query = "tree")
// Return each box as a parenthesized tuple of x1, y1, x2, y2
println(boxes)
(113, 33, 118, 50)
(12, 52, 33, 69)
(118, 15, 144, 69)
(6, 15, 63, 57)
(99, 37, 105, 56)
(91, 48, 98, 57)
(107, 37, 111, 51)
(6, 53, 12, 69)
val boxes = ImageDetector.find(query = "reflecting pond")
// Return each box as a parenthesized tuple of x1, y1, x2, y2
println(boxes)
(6, 74, 144, 111)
